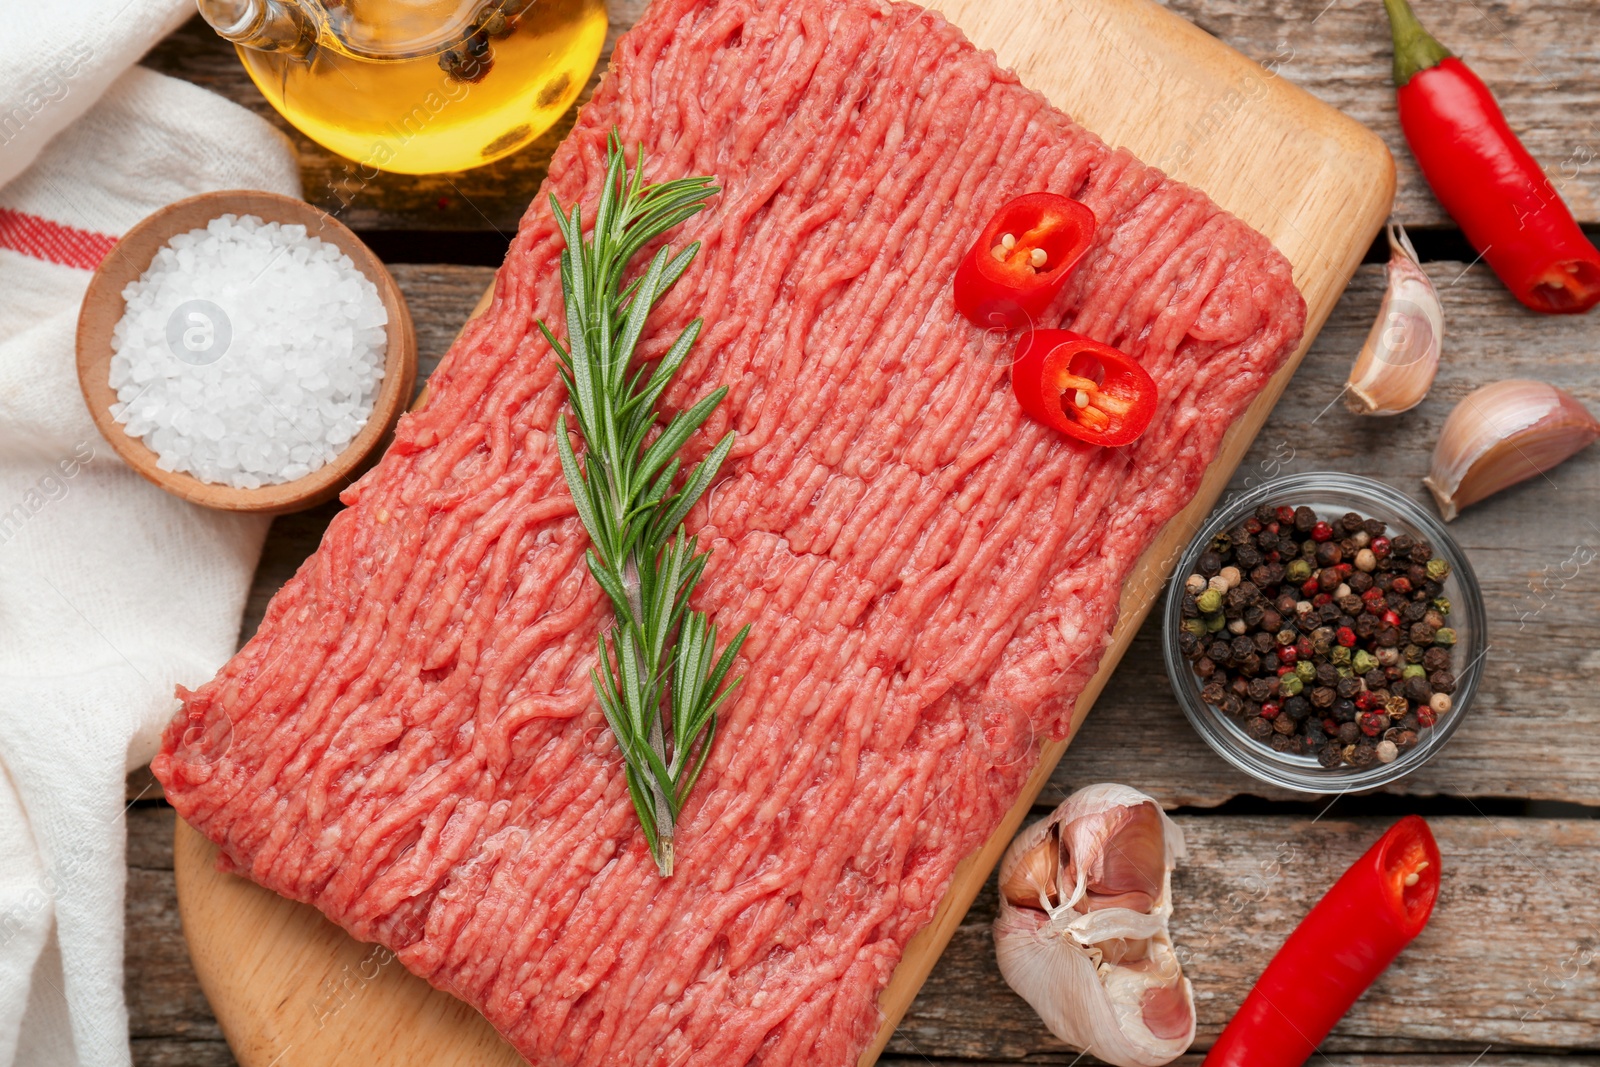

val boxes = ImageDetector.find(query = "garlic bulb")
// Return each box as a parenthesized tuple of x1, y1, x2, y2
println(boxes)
(993, 784, 1193, 1067)
(1425, 379, 1600, 520)
(1345, 223, 1442, 416)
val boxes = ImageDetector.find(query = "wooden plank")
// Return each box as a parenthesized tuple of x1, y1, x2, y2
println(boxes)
(892, 815, 1600, 1059)
(232, 258, 1600, 808)
(128, 807, 1600, 1061)
(141, 1, 1600, 231)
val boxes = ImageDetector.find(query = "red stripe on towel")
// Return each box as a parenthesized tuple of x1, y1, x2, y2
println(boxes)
(0, 208, 118, 270)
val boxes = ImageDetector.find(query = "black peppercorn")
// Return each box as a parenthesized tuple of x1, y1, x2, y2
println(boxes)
(1315, 542, 1343, 567)
(1284, 695, 1311, 720)
(1231, 634, 1256, 661)
(1403, 675, 1432, 703)
(1333, 697, 1357, 722)
(1335, 677, 1361, 700)
(1351, 742, 1379, 767)
(1223, 693, 1245, 716)
(1247, 716, 1273, 740)
(1337, 721, 1361, 745)
(1423, 646, 1452, 673)
(1362, 517, 1386, 538)
(1293, 506, 1315, 533)
(1236, 544, 1262, 569)
(1272, 714, 1295, 735)
(1195, 656, 1216, 678)
(1197, 549, 1222, 576)
(1255, 504, 1278, 524)
(1310, 686, 1335, 708)
(1318, 745, 1345, 769)
(1208, 640, 1232, 663)
(1429, 670, 1457, 695)
(1202, 681, 1225, 705)
(1341, 512, 1365, 534)
(1363, 668, 1387, 690)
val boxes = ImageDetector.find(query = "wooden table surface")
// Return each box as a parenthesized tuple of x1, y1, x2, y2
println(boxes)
(127, 3, 1600, 1064)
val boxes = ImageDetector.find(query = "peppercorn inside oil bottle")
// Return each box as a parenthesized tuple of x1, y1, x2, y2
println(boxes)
(210, 0, 606, 175)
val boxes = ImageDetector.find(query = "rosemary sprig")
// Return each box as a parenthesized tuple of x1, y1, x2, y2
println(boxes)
(539, 132, 748, 877)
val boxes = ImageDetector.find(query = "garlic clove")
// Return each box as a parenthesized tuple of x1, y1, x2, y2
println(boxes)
(994, 784, 1191, 1067)
(1424, 378, 1600, 520)
(1064, 800, 1167, 913)
(1345, 223, 1443, 416)
(1001, 822, 1062, 910)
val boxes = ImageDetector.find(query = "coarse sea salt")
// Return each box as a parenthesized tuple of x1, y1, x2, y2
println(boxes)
(108, 214, 388, 490)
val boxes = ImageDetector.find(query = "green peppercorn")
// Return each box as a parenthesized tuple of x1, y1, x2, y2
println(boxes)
(1434, 627, 1457, 646)
(1352, 649, 1379, 675)
(1206, 614, 1227, 633)
(1280, 674, 1304, 697)
(1285, 559, 1312, 583)
(1402, 664, 1426, 679)
(1183, 618, 1207, 638)
(1295, 660, 1316, 682)
(1330, 645, 1351, 666)
(1425, 558, 1450, 581)
(1432, 596, 1451, 616)
(1196, 588, 1223, 614)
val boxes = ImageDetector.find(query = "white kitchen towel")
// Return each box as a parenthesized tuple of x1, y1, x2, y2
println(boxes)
(0, 0, 193, 191)
(0, 65, 300, 1067)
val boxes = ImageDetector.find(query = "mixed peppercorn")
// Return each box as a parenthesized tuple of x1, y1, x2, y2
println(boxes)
(1177, 504, 1458, 770)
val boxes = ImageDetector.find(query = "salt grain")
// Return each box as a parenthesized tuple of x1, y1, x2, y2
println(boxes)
(108, 214, 388, 488)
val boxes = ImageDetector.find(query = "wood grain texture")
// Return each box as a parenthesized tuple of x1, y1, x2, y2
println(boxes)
(139, 0, 1600, 231)
(132, 807, 1600, 1064)
(172, 0, 1394, 1062)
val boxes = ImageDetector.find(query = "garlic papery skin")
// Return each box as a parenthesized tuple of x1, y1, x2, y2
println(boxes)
(993, 784, 1193, 1067)
(1345, 223, 1442, 416)
(1424, 379, 1600, 521)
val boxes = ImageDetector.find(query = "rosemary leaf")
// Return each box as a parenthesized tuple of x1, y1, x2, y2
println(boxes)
(541, 131, 749, 877)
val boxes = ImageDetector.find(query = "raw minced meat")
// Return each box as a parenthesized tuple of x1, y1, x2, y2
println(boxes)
(153, 0, 1306, 1063)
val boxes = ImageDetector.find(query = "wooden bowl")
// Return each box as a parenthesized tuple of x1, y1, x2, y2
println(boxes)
(75, 190, 416, 515)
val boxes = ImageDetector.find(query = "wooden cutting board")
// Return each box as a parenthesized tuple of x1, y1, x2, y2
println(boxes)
(174, 0, 1394, 1063)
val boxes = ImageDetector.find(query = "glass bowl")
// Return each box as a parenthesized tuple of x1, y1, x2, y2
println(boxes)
(1162, 472, 1487, 793)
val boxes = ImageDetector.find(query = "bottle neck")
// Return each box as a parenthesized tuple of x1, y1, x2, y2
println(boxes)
(195, 0, 317, 58)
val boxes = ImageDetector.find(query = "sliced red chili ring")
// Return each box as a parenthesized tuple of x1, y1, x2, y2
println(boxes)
(953, 193, 1096, 330)
(1011, 330, 1157, 448)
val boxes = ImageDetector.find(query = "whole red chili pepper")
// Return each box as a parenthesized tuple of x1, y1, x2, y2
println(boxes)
(1010, 330, 1157, 447)
(1203, 815, 1442, 1067)
(1383, 0, 1600, 314)
(953, 193, 1096, 330)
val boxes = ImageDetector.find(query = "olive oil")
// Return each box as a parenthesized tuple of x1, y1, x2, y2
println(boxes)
(223, 0, 606, 174)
